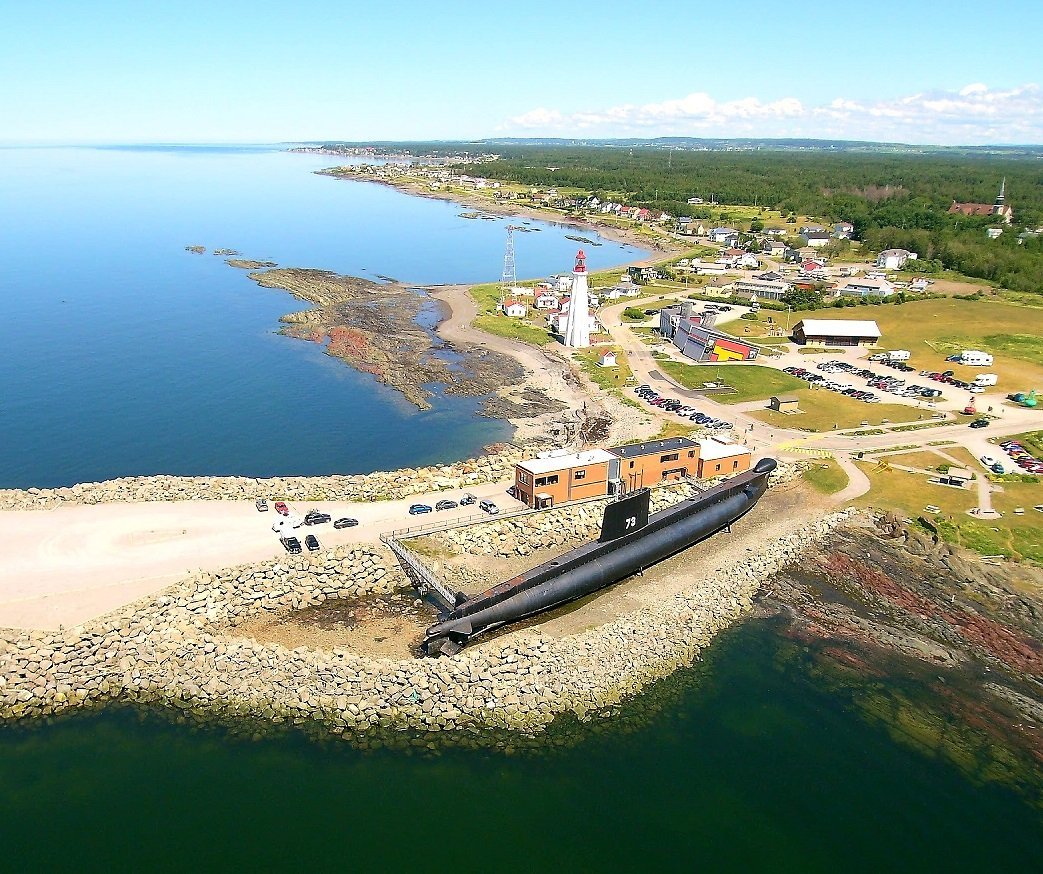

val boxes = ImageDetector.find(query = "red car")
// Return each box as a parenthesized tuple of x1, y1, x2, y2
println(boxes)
(274, 501, 289, 516)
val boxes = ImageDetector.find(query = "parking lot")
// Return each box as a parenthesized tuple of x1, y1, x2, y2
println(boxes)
(782, 359, 949, 406)
(0, 480, 523, 630)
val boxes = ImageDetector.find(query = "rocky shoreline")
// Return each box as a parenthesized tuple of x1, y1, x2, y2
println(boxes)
(2, 464, 859, 746)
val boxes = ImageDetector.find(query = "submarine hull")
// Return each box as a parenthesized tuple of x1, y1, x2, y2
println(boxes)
(423, 457, 776, 656)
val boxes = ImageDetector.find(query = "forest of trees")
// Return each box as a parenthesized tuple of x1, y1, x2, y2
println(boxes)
(455, 147, 1043, 294)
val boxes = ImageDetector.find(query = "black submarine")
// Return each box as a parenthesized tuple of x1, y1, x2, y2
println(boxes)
(422, 457, 777, 656)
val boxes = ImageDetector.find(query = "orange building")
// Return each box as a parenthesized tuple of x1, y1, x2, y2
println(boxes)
(609, 437, 700, 492)
(513, 449, 617, 509)
(696, 438, 752, 478)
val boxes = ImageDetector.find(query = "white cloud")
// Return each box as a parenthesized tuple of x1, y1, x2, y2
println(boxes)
(502, 84, 1043, 144)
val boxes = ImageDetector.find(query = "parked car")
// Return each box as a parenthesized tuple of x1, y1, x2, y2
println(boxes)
(304, 511, 331, 525)
(280, 536, 302, 554)
(435, 499, 459, 511)
(274, 501, 289, 516)
(333, 517, 359, 529)
(255, 499, 268, 512)
(480, 500, 500, 515)
(408, 504, 433, 515)
(991, 463, 1006, 475)
(459, 493, 477, 506)
(305, 534, 320, 552)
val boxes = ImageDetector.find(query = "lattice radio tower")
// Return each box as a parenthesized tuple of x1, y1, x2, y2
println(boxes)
(500, 225, 517, 302)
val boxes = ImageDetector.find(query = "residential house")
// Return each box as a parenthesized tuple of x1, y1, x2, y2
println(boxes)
(909, 278, 931, 292)
(986, 227, 1003, 239)
(502, 300, 527, 317)
(764, 228, 787, 237)
(875, 249, 916, 270)
(762, 239, 787, 257)
(801, 230, 832, 248)
(833, 222, 854, 238)
(739, 253, 761, 269)
(731, 277, 791, 301)
(709, 227, 739, 245)
(535, 292, 560, 310)
(687, 197, 704, 204)
(550, 274, 573, 293)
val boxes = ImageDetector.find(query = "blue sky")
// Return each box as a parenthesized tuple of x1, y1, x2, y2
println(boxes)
(2, 0, 1041, 144)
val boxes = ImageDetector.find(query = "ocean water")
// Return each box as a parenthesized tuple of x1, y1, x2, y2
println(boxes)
(0, 145, 643, 489)
(0, 620, 1039, 872)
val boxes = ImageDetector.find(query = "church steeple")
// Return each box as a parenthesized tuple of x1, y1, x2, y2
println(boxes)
(995, 177, 1006, 207)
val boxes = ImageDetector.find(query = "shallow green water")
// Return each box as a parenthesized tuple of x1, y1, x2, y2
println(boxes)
(1, 621, 1039, 872)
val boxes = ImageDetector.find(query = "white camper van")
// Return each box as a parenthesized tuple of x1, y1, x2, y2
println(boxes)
(888, 350, 911, 361)
(973, 373, 998, 387)
(961, 350, 994, 366)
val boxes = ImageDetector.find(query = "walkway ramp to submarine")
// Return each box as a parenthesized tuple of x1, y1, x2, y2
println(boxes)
(380, 533, 457, 611)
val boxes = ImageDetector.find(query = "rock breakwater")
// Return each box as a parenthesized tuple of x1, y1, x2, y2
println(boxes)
(0, 444, 526, 511)
(2, 465, 849, 746)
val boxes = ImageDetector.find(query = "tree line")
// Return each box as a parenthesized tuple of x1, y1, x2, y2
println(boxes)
(456, 147, 1043, 294)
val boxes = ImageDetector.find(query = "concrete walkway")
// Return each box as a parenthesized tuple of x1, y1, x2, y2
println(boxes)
(831, 453, 872, 504)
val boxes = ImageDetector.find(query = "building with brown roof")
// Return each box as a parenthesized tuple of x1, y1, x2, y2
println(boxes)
(948, 179, 1013, 224)
(609, 437, 700, 491)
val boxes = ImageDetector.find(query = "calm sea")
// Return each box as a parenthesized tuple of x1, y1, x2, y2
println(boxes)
(0, 145, 642, 489)
(0, 620, 1039, 872)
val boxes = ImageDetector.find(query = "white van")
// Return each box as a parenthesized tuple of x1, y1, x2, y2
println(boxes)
(888, 350, 911, 361)
(973, 373, 998, 387)
(961, 350, 994, 366)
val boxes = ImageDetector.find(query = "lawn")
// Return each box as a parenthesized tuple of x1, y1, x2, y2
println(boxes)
(854, 463, 1043, 564)
(751, 387, 921, 431)
(879, 447, 979, 472)
(802, 460, 849, 494)
(572, 347, 633, 390)
(468, 282, 553, 347)
(788, 297, 1043, 398)
(659, 362, 804, 403)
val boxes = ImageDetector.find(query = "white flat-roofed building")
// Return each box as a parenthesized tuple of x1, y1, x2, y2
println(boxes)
(514, 449, 619, 508)
(696, 439, 752, 477)
(793, 318, 881, 347)
(836, 277, 896, 298)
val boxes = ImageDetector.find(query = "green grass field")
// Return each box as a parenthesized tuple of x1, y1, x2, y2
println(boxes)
(855, 463, 1043, 564)
(572, 347, 633, 390)
(468, 283, 552, 347)
(802, 460, 849, 494)
(752, 389, 926, 431)
(659, 362, 804, 403)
